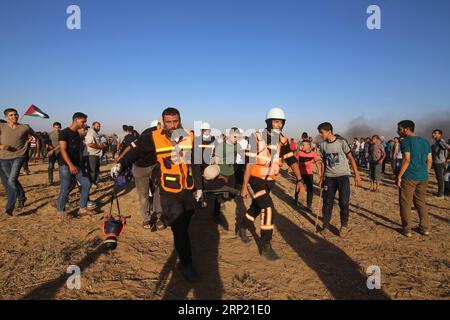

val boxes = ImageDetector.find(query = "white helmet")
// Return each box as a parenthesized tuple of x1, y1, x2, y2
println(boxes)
(201, 122, 211, 130)
(203, 165, 220, 180)
(266, 107, 286, 120)
(150, 120, 159, 128)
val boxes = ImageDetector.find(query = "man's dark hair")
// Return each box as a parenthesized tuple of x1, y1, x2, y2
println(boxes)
(162, 107, 180, 117)
(433, 129, 442, 135)
(230, 127, 241, 135)
(397, 120, 415, 132)
(372, 135, 380, 139)
(3, 108, 18, 116)
(72, 112, 87, 122)
(92, 121, 100, 126)
(53, 122, 62, 127)
(122, 125, 128, 131)
(317, 122, 333, 133)
(301, 132, 308, 139)
(127, 126, 134, 132)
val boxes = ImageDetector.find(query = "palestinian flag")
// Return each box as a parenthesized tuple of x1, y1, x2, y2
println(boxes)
(24, 104, 49, 119)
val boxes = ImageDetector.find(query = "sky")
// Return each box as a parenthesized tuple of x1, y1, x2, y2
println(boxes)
(1, 0, 449, 138)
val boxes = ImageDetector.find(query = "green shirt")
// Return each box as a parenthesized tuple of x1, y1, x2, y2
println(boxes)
(214, 141, 237, 176)
(400, 136, 431, 181)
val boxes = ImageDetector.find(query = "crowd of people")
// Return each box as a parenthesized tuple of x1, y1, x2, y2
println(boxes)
(1, 106, 449, 282)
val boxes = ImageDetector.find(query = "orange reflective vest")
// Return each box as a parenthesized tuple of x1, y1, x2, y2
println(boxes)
(152, 129, 194, 193)
(249, 131, 291, 181)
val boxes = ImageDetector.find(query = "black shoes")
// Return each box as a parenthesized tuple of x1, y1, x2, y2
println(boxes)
(17, 197, 27, 210)
(236, 226, 252, 245)
(4, 208, 14, 217)
(213, 214, 222, 225)
(178, 263, 200, 283)
(261, 242, 280, 261)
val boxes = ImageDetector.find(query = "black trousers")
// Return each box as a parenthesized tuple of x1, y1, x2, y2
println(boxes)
(433, 163, 447, 196)
(235, 164, 245, 187)
(245, 176, 276, 243)
(160, 190, 195, 266)
(296, 174, 314, 208)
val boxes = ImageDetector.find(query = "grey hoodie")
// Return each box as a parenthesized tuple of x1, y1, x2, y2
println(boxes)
(431, 139, 450, 164)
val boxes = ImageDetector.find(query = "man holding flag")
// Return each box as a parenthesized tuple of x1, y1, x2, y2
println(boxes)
(0, 108, 38, 216)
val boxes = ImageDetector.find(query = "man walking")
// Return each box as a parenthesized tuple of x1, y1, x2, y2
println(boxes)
(112, 107, 203, 282)
(431, 129, 450, 199)
(369, 135, 386, 192)
(0, 108, 35, 215)
(396, 120, 432, 237)
(317, 122, 361, 238)
(85, 121, 106, 189)
(57, 112, 92, 217)
(47, 122, 62, 186)
(239, 107, 303, 261)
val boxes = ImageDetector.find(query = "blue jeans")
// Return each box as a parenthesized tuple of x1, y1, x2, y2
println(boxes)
(48, 153, 59, 183)
(0, 157, 26, 211)
(57, 165, 91, 212)
(322, 176, 351, 228)
(0, 165, 7, 191)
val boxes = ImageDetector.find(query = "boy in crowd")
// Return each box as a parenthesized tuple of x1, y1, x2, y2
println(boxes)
(369, 135, 386, 192)
(295, 139, 322, 211)
(317, 122, 361, 238)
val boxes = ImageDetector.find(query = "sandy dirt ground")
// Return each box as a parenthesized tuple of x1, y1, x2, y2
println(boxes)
(0, 160, 448, 300)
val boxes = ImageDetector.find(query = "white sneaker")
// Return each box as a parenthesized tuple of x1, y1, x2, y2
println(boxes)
(87, 201, 96, 209)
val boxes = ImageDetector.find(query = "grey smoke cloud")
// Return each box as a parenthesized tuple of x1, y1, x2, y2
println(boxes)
(341, 113, 450, 142)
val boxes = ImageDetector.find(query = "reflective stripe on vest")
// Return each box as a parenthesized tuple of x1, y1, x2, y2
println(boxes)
(152, 129, 194, 193)
(250, 131, 283, 181)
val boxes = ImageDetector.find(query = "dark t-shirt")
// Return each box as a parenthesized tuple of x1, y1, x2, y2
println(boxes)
(119, 128, 157, 168)
(120, 134, 138, 152)
(58, 128, 82, 167)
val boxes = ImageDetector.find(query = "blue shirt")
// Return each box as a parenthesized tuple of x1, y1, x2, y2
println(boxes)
(400, 136, 431, 181)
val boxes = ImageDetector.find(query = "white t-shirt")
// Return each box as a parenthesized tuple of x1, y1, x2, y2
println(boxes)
(236, 139, 249, 165)
(85, 129, 102, 156)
